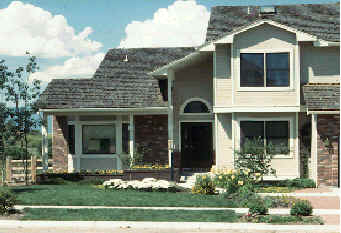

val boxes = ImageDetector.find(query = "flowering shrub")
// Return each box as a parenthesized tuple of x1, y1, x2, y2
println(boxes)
(211, 166, 261, 194)
(191, 175, 216, 195)
(290, 200, 313, 216)
(103, 178, 177, 192)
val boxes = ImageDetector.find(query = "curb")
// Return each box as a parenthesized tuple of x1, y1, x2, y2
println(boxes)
(14, 205, 341, 215)
(0, 220, 339, 231)
(258, 193, 340, 197)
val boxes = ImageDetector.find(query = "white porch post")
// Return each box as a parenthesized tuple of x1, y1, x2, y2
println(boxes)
(311, 114, 318, 185)
(168, 69, 174, 167)
(116, 115, 122, 169)
(129, 113, 134, 160)
(75, 115, 81, 172)
(41, 113, 48, 172)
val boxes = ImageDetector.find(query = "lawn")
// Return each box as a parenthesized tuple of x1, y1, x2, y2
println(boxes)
(21, 208, 239, 222)
(4, 185, 238, 207)
(20, 208, 324, 225)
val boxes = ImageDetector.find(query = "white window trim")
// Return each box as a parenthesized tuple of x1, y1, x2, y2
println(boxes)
(180, 98, 213, 115)
(236, 116, 295, 159)
(237, 48, 294, 92)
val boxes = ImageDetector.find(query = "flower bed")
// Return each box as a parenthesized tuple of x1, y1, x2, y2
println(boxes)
(103, 178, 178, 192)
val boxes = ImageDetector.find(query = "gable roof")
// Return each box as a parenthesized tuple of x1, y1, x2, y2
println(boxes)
(38, 47, 195, 109)
(206, 3, 340, 43)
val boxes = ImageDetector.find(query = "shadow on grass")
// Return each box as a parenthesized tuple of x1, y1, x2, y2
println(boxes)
(10, 187, 46, 194)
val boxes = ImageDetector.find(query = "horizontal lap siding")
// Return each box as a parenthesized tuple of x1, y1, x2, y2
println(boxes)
(216, 79, 232, 106)
(216, 114, 233, 168)
(235, 91, 297, 106)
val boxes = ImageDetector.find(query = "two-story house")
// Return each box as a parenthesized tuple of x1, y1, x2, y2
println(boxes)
(38, 3, 340, 186)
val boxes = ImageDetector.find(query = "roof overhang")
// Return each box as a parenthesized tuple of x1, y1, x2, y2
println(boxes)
(149, 51, 212, 76)
(39, 107, 168, 115)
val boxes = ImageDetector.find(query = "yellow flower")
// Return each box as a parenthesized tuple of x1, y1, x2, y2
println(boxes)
(202, 175, 207, 179)
(227, 169, 233, 175)
(231, 175, 235, 180)
(219, 175, 222, 180)
(238, 180, 244, 186)
(255, 173, 261, 177)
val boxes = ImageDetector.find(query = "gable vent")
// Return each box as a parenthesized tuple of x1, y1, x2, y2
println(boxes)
(259, 6, 276, 15)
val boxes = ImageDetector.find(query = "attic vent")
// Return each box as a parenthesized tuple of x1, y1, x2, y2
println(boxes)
(259, 6, 276, 15)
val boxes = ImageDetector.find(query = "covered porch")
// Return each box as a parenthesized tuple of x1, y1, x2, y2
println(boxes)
(40, 108, 168, 173)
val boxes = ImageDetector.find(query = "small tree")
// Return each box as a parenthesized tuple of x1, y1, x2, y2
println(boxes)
(0, 54, 42, 185)
(234, 137, 278, 179)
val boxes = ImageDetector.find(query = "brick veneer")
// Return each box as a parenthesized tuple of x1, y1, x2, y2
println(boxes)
(317, 114, 339, 186)
(134, 115, 168, 165)
(52, 115, 68, 172)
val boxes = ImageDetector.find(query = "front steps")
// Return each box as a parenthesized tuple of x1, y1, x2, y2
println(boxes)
(177, 171, 211, 189)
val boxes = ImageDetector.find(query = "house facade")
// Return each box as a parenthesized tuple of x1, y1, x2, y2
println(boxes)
(38, 3, 340, 186)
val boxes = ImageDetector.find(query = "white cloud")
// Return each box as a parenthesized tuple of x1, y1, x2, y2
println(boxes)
(119, 0, 210, 48)
(30, 53, 105, 82)
(0, 1, 102, 58)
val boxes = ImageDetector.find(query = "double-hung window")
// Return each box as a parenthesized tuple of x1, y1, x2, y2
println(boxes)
(240, 120, 290, 155)
(240, 52, 290, 87)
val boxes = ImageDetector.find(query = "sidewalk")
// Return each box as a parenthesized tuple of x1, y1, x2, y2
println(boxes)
(0, 220, 339, 233)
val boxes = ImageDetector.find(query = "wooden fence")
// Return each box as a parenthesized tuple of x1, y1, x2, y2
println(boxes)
(5, 156, 53, 184)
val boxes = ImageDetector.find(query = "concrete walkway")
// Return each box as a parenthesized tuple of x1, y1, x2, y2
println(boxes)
(0, 220, 339, 233)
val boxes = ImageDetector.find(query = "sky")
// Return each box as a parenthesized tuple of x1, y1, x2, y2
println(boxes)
(0, 0, 338, 88)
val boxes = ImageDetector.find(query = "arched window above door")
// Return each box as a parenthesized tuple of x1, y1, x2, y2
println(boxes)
(180, 98, 212, 114)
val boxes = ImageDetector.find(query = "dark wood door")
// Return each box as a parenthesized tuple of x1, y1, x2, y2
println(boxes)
(181, 122, 213, 168)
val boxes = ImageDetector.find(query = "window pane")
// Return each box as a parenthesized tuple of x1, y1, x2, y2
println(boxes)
(266, 121, 289, 154)
(266, 53, 289, 87)
(240, 121, 264, 146)
(122, 123, 129, 154)
(184, 101, 209, 113)
(82, 125, 116, 154)
(240, 53, 264, 87)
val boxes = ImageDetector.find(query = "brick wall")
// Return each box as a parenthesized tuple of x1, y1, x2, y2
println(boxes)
(52, 115, 68, 172)
(134, 115, 168, 165)
(317, 114, 339, 186)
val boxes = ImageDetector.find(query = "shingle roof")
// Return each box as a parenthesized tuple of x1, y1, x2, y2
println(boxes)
(303, 84, 340, 110)
(206, 3, 340, 43)
(38, 47, 195, 109)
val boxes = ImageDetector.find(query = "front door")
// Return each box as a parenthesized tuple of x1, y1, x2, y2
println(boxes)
(181, 122, 213, 169)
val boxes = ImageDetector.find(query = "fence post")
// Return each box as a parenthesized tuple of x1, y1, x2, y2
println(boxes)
(31, 155, 37, 184)
(5, 156, 11, 183)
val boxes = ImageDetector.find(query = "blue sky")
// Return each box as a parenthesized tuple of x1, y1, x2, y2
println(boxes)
(0, 0, 337, 86)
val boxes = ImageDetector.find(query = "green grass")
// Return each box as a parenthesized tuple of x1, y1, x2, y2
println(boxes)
(3, 185, 238, 207)
(21, 208, 240, 222)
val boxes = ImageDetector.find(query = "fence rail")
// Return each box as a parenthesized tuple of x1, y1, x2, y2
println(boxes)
(5, 156, 53, 184)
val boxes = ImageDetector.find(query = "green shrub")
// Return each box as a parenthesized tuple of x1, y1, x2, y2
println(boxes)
(284, 178, 316, 188)
(0, 189, 16, 215)
(38, 177, 68, 185)
(225, 185, 259, 207)
(192, 175, 216, 195)
(248, 199, 268, 215)
(290, 200, 313, 216)
(263, 195, 299, 208)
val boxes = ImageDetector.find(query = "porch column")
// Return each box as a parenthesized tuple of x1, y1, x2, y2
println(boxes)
(168, 69, 174, 167)
(311, 114, 318, 185)
(41, 113, 48, 172)
(129, 113, 134, 160)
(116, 116, 122, 169)
(74, 115, 81, 172)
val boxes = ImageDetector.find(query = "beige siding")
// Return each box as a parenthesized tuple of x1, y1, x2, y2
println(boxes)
(232, 112, 299, 178)
(173, 57, 213, 150)
(216, 113, 233, 168)
(300, 42, 340, 84)
(234, 91, 297, 106)
(215, 79, 232, 106)
(232, 24, 299, 107)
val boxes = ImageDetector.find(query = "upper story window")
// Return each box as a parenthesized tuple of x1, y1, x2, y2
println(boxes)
(240, 52, 290, 87)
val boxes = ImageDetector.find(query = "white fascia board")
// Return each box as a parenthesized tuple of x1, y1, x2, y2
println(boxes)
(149, 52, 201, 76)
(39, 107, 168, 114)
(199, 43, 215, 52)
(213, 106, 301, 113)
(211, 20, 319, 45)
(313, 40, 340, 47)
(307, 110, 340, 115)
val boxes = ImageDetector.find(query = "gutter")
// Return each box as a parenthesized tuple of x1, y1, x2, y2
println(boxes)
(39, 107, 168, 113)
(307, 110, 340, 115)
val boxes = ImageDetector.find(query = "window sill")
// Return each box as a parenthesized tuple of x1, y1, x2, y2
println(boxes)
(237, 87, 294, 92)
(272, 154, 293, 159)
